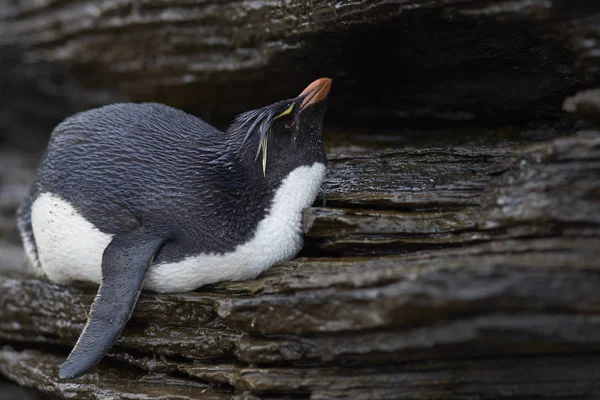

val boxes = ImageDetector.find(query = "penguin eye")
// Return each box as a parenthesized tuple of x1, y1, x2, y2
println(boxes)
(285, 120, 294, 129)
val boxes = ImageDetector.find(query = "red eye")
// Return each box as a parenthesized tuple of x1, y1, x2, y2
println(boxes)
(285, 120, 294, 128)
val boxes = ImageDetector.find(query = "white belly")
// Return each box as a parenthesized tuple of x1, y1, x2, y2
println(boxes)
(30, 163, 326, 293)
(31, 193, 111, 284)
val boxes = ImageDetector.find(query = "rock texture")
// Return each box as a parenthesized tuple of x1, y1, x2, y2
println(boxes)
(2, 130, 600, 398)
(1, 0, 600, 149)
(2, 0, 600, 398)
(564, 88, 600, 125)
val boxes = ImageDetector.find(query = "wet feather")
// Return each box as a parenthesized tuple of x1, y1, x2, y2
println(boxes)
(228, 102, 291, 176)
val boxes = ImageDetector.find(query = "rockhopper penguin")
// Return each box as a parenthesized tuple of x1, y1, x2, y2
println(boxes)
(17, 78, 332, 379)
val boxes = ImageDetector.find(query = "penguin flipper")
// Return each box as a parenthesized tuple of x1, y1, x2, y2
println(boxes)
(59, 227, 168, 379)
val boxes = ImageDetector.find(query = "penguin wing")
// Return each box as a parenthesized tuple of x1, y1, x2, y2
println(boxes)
(59, 227, 169, 379)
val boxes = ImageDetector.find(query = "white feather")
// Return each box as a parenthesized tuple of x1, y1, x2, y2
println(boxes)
(31, 163, 326, 293)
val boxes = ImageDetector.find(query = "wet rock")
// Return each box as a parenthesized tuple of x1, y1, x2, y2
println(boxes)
(0, 148, 36, 272)
(1, 131, 600, 398)
(4, 347, 599, 400)
(1, 1, 600, 397)
(563, 89, 600, 126)
(1, 0, 599, 149)
(0, 378, 55, 400)
(0, 149, 36, 242)
(303, 132, 600, 256)
(482, 131, 600, 229)
(0, 347, 232, 400)
(2, 235, 600, 398)
(319, 145, 515, 208)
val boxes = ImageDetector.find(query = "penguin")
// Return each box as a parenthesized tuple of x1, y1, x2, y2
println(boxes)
(17, 77, 332, 379)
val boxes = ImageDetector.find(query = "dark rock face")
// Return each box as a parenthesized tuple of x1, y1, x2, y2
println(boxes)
(1, 0, 599, 150)
(564, 88, 600, 125)
(1, 0, 600, 399)
(2, 131, 600, 399)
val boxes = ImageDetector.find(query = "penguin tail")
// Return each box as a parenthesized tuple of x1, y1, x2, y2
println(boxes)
(16, 190, 43, 275)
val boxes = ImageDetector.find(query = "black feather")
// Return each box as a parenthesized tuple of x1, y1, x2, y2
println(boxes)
(228, 101, 293, 175)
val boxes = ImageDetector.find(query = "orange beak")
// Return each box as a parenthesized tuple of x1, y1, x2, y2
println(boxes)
(299, 78, 332, 110)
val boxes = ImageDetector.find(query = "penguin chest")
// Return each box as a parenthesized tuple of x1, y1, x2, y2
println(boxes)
(144, 162, 327, 292)
(29, 162, 326, 293)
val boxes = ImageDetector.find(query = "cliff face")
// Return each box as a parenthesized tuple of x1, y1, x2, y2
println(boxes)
(1, 0, 599, 148)
(1, 1, 600, 399)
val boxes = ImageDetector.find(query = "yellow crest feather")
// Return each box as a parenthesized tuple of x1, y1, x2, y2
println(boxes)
(275, 103, 294, 119)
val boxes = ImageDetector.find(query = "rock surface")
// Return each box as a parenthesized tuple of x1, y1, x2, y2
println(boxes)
(2, 0, 600, 398)
(1, 0, 600, 149)
(564, 88, 600, 125)
(2, 130, 600, 398)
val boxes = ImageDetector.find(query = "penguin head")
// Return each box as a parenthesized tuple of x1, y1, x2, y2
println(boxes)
(228, 78, 332, 183)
